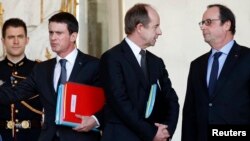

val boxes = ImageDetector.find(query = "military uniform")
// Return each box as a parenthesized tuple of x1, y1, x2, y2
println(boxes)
(0, 57, 43, 141)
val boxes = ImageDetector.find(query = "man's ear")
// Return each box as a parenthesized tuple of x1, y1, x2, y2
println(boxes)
(224, 20, 231, 31)
(70, 32, 78, 42)
(135, 23, 144, 33)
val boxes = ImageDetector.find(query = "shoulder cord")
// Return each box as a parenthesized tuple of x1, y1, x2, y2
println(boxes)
(11, 73, 44, 115)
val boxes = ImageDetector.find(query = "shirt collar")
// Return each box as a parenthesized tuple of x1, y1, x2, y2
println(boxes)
(125, 37, 144, 56)
(56, 48, 78, 65)
(5, 56, 27, 67)
(211, 40, 234, 56)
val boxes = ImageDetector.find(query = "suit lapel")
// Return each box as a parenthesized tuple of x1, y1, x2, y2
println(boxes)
(147, 52, 158, 84)
(121, 40, 148, 89)
(68, 50, 84, 81)
(210, 43, 241, 100)
(199, 52, 211, 99)
(46, 58, 58, 99)
(147, 53, 154, 84)
(199, 51, 211, 97)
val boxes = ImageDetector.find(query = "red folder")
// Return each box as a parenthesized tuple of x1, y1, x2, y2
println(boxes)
(55, 82, 105, 127)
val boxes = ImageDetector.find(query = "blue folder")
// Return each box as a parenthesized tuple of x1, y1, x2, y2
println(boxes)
(145, 84, 157, 118)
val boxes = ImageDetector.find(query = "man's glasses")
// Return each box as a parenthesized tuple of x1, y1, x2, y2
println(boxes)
(198, 19, 220, 27)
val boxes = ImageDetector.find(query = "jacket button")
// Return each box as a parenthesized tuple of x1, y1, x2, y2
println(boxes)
(209, 103, 213, 107)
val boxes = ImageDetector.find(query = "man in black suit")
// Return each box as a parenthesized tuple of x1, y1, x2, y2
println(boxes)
(0, 18, 43, 141)
(182, 4, 250, 141)
(100, 3, 179, 141)
(0, 12, 102, 141)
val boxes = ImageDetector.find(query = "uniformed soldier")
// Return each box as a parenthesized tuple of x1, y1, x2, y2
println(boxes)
(0, 18, 43, 141)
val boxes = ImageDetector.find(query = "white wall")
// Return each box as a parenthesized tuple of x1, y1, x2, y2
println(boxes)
(0, 0, 61, 60)
(123, 1, 250, 141)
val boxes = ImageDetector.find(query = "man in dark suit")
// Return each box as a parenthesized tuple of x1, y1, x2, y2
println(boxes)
(100, 3, 179, 141)
(182, 4, 250, 141)
(0, 12, 102, 141)
(0, 18, 43, 141)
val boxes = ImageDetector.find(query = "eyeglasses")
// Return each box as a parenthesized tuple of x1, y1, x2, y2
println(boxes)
(198, 19, 221, 27)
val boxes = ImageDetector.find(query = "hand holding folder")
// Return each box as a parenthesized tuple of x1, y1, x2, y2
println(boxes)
(55, 82, 105, 128)
(73, 114, 99, 132)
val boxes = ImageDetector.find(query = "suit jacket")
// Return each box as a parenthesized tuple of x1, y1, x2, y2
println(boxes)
(0, 50, 102, 141)
(100, 39, 179, 141)
(182, 42, 250, 141)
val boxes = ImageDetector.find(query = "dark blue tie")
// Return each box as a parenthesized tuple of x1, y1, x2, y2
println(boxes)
(208, 52, 222, 95)
(58, 59, 67, 86)
(140, 50, 148, 80)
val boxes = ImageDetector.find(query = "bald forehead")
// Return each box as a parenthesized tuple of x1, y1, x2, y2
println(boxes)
(146, 6, 160, 19)
(146, 6, 157, 14)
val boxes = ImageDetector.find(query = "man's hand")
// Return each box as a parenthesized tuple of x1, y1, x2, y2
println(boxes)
(153, 123, 170, 141)
(73, 115, 97, 132)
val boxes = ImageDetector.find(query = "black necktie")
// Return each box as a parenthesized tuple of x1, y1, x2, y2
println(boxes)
(58, 59, 67, 86)
(208, 52, 222, 95)
(140, 50, 148, 80)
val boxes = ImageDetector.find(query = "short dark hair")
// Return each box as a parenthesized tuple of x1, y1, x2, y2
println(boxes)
(2, 18, 27, 38)
(208, 4, 236, 35)
(124, 3, 151, 35)
(49, 12, 78, 34)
